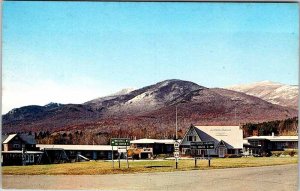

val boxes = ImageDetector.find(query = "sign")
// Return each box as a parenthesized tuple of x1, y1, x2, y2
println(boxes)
(174, 140, 180, 152)
(111, 138, 130, 146)
(174, 152, 179, 158)
(190, 141, 215, 149)
(111, 139, 130, 169)
(195, 157, 212, 160)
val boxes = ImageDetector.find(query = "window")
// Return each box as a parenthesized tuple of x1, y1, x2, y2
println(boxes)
(182, 148, 191, 155)
(227, 149, 238, 154)
(166, 145, 172, 152)
(13, 144, 20, 149)
(26, 155, 30, 163)
(250, 140, 259, 146)
(30, 155, 34, 163)
(275, 142, 285, 149)
(187, 136, 197, 142)
(292, 141, 298, 148)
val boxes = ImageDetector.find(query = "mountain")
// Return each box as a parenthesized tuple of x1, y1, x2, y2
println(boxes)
(2, 79, 298, 141)
(108, 88, 136, 96)
(84, 79, 204, 116)
(148, 87, 296, 125)
(226, 81, 298, 110)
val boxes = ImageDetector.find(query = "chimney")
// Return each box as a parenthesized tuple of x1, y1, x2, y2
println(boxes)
(272, 132, 274, 137)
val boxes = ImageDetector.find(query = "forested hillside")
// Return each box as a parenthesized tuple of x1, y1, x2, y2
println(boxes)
(242, 117, 298, 137)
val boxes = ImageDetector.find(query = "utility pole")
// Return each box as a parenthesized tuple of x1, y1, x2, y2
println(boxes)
(175, 100, 187, 140)
(22, 145, 26, 166)
(234, 108, 237, 124)
(174, 100, 187, 169)
(175, 105, 179, 169)
(175, 105, 178, 140)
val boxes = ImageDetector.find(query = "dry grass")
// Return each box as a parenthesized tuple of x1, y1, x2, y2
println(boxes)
(2, 157, 297, 175)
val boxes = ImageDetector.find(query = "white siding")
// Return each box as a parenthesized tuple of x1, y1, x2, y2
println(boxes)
(180, 127, 202, 146)
(195, 126, 243, 149)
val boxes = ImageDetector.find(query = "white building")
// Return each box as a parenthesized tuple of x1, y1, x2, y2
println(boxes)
(180, 125, 243, 157)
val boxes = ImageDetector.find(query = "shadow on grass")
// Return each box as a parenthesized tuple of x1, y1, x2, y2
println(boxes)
(144, 166, 173, 168)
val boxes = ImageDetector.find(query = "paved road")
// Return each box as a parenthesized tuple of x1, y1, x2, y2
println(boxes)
(2, 164, 298, 191)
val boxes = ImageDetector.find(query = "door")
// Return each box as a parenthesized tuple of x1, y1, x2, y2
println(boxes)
(219, 147, 225, 158)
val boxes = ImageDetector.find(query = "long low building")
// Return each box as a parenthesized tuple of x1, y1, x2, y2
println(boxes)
(130, 138, 177, 159)
(243, 133, 298, 156)
(37, 144, 120, 162)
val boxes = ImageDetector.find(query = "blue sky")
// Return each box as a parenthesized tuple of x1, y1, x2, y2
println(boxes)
(2, 2, 299, 113)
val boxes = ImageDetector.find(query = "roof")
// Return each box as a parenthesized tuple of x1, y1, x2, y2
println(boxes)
(2, 133, 36, 145)
(1, 135, 9, 144)
(245, 136, 298, 142)
(2, 134, 17, 144)
(194, 126, 243, 149)
(1, 151, 43, 154)
(37, 144, 118, 151)
(130, 139, 179, 144)
(19, 134, 36, 144)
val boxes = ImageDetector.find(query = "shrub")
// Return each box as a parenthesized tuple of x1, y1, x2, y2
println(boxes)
(289, 150, 296, 157)
(224, 154, 242, 158)
(154, 154, 170, 159)
(261, 151, 272, 157)
(283, 149, 297, 157)
(271, 151, 283, 157)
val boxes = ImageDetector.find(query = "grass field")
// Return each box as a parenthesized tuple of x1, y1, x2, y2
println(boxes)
(2, 157, 297, 175)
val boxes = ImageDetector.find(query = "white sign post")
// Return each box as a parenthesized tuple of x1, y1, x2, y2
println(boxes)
(174, 140, 180, 169)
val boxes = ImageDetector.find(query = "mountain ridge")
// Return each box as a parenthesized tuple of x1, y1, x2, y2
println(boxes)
(226, 81, 298, 110)
(2, 79, 298, 138)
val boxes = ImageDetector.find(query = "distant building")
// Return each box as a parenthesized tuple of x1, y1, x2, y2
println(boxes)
(1, 133, 42, 166)
(243, 133, 298, 156)
(130, 139, 177, 159)
(180, 125, 243, 158)
(37, 144, 119, 163)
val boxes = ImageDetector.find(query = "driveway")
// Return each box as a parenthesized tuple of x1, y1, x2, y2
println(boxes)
(2, 164, 298, 190)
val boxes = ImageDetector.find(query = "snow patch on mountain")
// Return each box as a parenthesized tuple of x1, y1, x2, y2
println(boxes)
(226, 81, 298, 109)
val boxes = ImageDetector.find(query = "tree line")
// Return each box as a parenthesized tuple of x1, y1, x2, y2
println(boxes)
(242, 117, 298, 137)
(23, 117, 299, 145)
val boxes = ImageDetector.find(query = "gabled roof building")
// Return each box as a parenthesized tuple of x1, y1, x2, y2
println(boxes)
(2, 133, 37, 151)
(1, 133, 42, 166)
(180, 125, 243, 157)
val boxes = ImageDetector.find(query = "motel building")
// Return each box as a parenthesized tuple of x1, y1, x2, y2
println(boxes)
(243, 133, 298, 156)
(37, 144, 120, 163)
(130, 139, 177, 159)
(180, 125, 243, 158)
